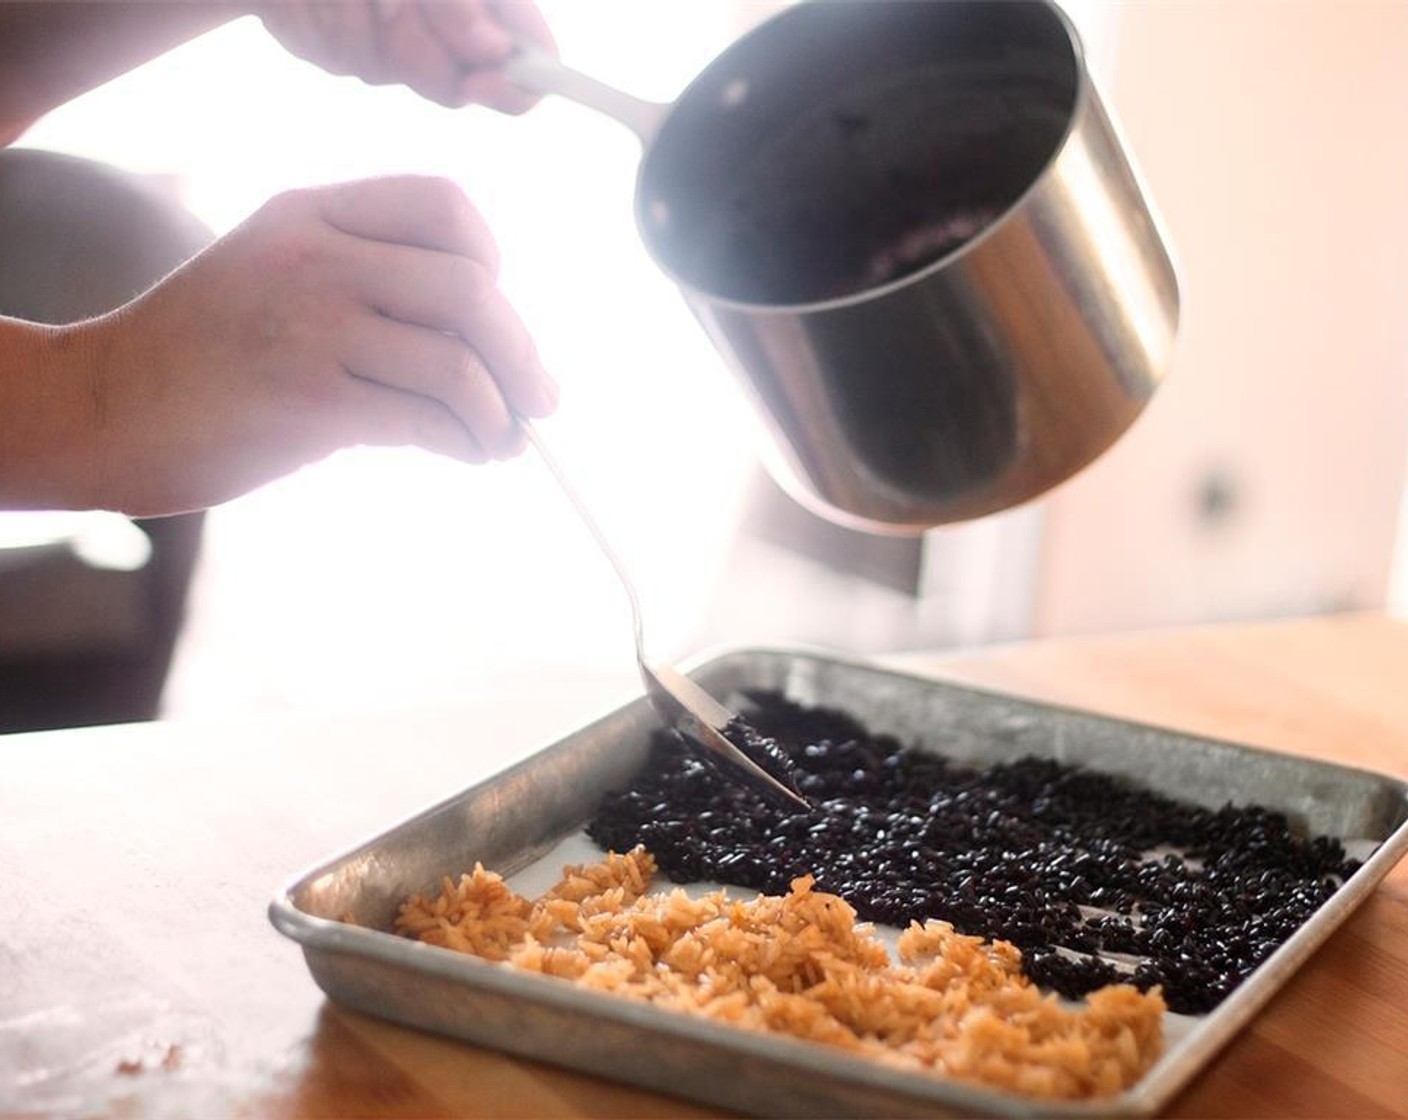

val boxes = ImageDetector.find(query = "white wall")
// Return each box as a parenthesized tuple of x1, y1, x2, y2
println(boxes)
(1032, 0, 1408, 637)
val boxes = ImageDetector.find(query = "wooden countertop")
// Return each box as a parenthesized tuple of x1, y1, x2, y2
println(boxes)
(3, 612, 1406, 1118)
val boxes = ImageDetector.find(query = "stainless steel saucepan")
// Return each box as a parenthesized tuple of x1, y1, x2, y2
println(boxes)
(506, 0, 1179, 534)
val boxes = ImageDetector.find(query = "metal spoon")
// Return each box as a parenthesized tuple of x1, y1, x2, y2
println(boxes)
(519, 418, 807, 809)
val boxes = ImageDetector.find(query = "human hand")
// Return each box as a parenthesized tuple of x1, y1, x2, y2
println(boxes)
(61, 175, 554, 517)
(255, 0, 556, 113)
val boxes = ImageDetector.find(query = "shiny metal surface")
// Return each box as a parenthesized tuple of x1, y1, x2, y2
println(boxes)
(521, 419, 807, 807)
(506, 1, 1179, 533)
(271, 649, 1408, 1119)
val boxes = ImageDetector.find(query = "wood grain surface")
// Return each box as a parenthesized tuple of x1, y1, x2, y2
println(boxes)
(3, 613, 1406, 1118)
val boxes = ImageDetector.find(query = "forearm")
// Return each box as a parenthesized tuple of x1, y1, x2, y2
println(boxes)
(0, 1, 245, 145)
(0, 316, 106, 511)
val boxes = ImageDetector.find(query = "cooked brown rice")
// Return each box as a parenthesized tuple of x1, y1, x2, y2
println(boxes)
(393, 846, 1164, 1100)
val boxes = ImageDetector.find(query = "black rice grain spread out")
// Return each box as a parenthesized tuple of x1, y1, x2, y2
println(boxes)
(586, 691, 1363, 1015)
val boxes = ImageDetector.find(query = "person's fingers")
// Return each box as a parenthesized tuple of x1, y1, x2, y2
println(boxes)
(338, 374, 492, 464)
(253, 178, 555, 422)
(417, 0, 512, 67)
(353, 0, 523, 110)
(354, 245, 555, 420)
(458, 71, 541, 116)
(339, 314, 526, 457)
(306, 1, 378, 76)
(313, 176, 500, 272)
(225, 178, 555, 466)
(489, 0, 557, 55)
(439, 0, 556, 113)
(376, 7, 464, 106)
(258, 1, 557, 112)
(256, 3, 322, 65)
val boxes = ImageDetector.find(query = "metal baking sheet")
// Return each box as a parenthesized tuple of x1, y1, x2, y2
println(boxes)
(270, 648, 1408, 1118)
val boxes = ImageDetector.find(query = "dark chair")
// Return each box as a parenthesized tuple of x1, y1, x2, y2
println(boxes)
(0, 149, 211, 732)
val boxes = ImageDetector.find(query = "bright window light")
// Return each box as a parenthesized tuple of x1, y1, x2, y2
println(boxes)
(19, 1, 770, 717)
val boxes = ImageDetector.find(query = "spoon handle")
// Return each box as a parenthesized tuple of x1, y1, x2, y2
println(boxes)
(501, 41, 668, 145)
(518, 417, 647, 664)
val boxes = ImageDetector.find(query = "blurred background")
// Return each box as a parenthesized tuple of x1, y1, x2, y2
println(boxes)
(3, 0, 1407, 730)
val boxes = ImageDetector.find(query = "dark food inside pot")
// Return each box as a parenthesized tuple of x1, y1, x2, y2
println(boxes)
(587, 691, 1363, 1015)
(637, 0, 1079, 305)
(666, 81, 1069, 306)
(859, 205, 1003, 290)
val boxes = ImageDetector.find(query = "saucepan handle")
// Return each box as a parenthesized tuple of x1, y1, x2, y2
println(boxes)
(503, 41, 670, 145)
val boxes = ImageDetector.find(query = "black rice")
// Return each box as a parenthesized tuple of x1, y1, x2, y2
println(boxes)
(586, 690, 1363, 1015)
